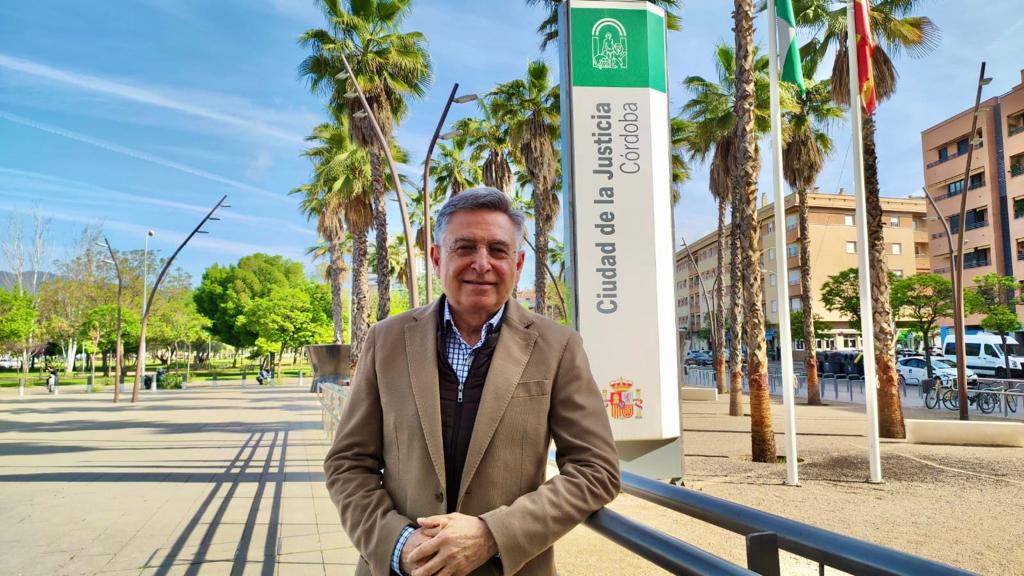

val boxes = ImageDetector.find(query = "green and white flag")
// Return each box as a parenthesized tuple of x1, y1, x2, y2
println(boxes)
(775, 0, 806, 93)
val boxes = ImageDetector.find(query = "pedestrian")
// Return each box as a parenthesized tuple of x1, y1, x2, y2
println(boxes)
(324, 187, 620, 576)
(46, 369, 57, 393)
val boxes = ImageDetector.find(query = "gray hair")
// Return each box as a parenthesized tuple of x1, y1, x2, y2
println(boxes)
(432, 187, 526, 247)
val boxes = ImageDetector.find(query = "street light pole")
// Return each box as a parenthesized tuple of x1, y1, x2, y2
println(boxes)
(131, 196, 228, 402)
(99, 238, 124, 403)
(141, 229, 154, 391)
(423, 83, 478, 303)
(952, 62, 991, 421)
(335, 55, 420, 308)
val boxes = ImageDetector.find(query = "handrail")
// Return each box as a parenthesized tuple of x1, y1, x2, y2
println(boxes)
(621, 471, 976, 576)
(585, 508, 757, 576)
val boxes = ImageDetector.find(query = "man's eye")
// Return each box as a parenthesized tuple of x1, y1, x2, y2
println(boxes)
(489, 247, 510, 258)
(455, 245, 476, 256)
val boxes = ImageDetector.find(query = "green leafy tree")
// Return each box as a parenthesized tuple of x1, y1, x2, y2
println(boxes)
(240, 281, 333, 372)
(430, 133, 481, 198)
(0, 288, 36, 353)
(891, 273, 953, 378)
(821, 267, 899, 333)
(965, 273, 1023, 378)
(790, 311, 828, 344)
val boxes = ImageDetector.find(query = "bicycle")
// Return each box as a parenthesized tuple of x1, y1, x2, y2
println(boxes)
(941, 385, 1001, 414)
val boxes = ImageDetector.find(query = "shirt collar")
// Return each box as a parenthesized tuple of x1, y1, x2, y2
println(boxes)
(442, 298, 506, 342)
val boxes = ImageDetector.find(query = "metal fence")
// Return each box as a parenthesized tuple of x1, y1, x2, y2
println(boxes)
(316, 379, 975, 575)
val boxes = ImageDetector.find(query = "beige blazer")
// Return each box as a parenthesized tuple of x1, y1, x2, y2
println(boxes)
(324, 298, 620, 576)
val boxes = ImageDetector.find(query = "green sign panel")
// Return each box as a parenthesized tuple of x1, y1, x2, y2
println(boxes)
(569, 7, 666, 92)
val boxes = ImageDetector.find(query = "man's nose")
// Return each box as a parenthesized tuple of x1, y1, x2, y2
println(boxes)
(470, 247, 493, 273)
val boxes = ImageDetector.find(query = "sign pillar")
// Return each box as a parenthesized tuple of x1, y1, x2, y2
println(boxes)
(559, 0, 681, 479)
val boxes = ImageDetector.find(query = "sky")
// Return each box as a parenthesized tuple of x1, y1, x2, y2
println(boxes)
(1, 0, 1022, 288)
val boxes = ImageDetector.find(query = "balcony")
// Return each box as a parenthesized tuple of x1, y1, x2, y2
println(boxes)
(927, 142, 983, 169)
(1018, 251, 1024, 261)
(1012, 164, 1024, 178)
(968, 179, 986, 190)
(965, 220, 988, 231)
(964, 259, 991, 269)
(1011, 124, 1024, 137)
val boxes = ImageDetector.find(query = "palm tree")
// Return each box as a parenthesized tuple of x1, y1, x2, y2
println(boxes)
(430, 133, 481, 198)
(732, 0, 776, 462)
(299, 0, 432, 323)
(680, 44, 780, 411)
(526, 0, 683, 51)
(457, 102, 516, 194)
(669, 117, 692, 207)
(794, 0, 940, 438)
(781, 67, 843, 406)
(491, 60, 561, 318)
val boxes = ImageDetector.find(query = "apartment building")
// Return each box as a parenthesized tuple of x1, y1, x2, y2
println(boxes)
(921, 68, 1024, 329)
(675, 191, 929, 357)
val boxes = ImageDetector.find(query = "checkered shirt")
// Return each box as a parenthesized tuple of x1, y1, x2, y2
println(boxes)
(441, 300, 506, 386)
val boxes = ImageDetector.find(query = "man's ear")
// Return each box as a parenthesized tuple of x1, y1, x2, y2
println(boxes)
(430, 244, 442, 274)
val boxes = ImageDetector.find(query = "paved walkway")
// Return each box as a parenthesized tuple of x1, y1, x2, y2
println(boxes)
(0, 383, 350, 576)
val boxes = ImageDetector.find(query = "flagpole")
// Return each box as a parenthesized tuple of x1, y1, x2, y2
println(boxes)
(767, 0, 799, 487)
(846, 0, 883, 483)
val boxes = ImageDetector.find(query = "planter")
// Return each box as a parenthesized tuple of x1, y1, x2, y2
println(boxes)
(306, 344, 351, 393)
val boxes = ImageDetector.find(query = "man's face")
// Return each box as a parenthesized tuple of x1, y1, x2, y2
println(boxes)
(431, 209, 524, 316)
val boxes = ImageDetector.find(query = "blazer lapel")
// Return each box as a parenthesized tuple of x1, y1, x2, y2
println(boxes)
(404, 300, 446, 490)
(458, 302, 536, 505)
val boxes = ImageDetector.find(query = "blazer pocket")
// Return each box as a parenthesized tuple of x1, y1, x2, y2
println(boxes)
(512, 379, 551, 398)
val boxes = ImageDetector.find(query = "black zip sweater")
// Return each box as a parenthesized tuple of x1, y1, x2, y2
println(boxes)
(436, 305, 504, 514)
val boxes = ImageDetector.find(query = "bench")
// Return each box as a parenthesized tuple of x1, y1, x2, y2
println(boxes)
(680, 387, 718, 401)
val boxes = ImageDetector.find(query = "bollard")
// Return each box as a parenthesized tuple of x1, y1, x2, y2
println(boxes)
(119, 373, 126, 394)
(86, 374, 94, 393)
(18, 377, 25, 397)
(298, 370, 303, 388)
(181, 379, 187, 390)
(241, 370, 246, 387)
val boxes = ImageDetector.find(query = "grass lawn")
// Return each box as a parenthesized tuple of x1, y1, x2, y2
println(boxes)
(0, 358, 314, 387)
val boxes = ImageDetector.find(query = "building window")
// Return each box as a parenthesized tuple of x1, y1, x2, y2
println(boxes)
(786, 214, 798, 230)
(964, 247, 991, 269)
(843, 336, 859, 349)
(787, 243, 798, 258)
(968, 172, 985, 190)
(769, 273, 777, 287)
(788, 269, 800, 285)
(768, 247, 775, 261)
(1015, 197, 1024, 219)
(794, 339, 805, 351)
(844, 214, 854, 226)
(846, 241, 856, 254)
(965, 207, 988, 230)
(771, 300, 778, 313)
(790, 298, 802, 312)
(889, 216, 900, 227)
(1009, 111, 1024, 136)
(1017, 239, 1024, 261)
(938, 147, 949, 162)
(892, 243, 902, 255)
(956, 138, 970, 155)
(893, 269, 904, 278)
(767, 222, 775, 234)
(946, 179, 964, 197)
(948, 214, 960, 233)
(1011, 153, 1024, 177)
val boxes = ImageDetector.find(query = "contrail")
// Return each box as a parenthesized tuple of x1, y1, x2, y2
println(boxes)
(0, 110, 290, 203)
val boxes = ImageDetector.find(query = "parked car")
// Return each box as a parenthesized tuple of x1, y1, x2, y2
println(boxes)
(0, 357, 18, 369)
(684, 350, 713, 366)
(896, 356, 977, 386)
(942, 333, 1024, 378)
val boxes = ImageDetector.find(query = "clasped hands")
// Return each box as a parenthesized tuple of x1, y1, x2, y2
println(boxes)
(400, 512, 499, 576)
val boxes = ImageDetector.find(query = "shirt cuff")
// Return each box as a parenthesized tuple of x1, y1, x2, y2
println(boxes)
(391, 525, 415, 575)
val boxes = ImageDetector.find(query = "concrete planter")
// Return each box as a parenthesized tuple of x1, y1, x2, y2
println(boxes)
(306, 344, 351, 393)
(905, 419, 1024, 447)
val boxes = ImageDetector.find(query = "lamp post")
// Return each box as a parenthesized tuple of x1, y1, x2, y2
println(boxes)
(141, 229, 154, 391)
(423, 83, 478, 303)
(335, 57, 420, 308)
(951, 62, 992, 420)
(99, 238, 124, 403)
(132, 197, 228, 402)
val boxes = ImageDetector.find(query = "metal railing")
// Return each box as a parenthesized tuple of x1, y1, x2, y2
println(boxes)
(963, 219, 988, 231)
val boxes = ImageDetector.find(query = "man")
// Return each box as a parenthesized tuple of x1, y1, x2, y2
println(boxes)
(324, 187, 620, 576)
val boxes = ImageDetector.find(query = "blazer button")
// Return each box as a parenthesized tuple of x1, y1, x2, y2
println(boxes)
(435, 490, 444, 503)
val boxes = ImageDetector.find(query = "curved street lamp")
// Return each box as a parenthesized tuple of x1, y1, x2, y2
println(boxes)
(98, 238, 124, 403)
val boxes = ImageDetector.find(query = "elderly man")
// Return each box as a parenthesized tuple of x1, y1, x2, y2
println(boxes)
(324, 187, 619, 576)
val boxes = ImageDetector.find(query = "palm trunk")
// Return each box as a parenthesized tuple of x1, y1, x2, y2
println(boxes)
(350, 227, 371, 368)
(863, 115, 905, 438)
(728, 195, 745, 417)
(714, 201, 727, 394)
(483, 152, 513, 194)
(370, 149, 391, 321)
(534, 211, 551, 317)
(798, 186, 821, 404)
(734, 0, 775, 462)
(327, 235, 345, 344)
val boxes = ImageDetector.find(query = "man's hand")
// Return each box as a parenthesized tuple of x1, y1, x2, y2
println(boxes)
(407, 513, 498, 576)
(399, 528, 433, 575)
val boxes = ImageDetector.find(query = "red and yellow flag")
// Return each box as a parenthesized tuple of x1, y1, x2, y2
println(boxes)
(853, 0, 877, 114)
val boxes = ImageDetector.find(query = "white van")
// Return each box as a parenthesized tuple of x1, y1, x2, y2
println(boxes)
(942, 332, 1024, 378)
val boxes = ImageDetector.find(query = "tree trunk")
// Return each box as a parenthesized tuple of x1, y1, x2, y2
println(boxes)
(863, 115, 905, 438)
(534, 211, 551, 317)
(65, 338, 77, 374)
(798, 186, 821, 404)
(483, 151, 513, 194)
(350, 226, 371, 368)
(370, 149, 391, 321)
(923, 336, 933, 379)
(728, 196, 745, 417)
(714, 201, 727, 394)
(1002, 333, 1010, 378)
(327, 234, 345, 344)
(734, 0, 776, 462)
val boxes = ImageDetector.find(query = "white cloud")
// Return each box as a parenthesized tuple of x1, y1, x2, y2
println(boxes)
(0, 53, 307, 145)
(246, 151, 275, 181)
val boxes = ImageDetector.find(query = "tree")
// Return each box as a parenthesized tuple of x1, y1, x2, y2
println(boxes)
(891, 273, 952, 379)
(965, 273, 1022, 379)
(240, 281, 333, 373)
(680, 43, 782, 413)
(794, 0, 941, 439)
(790, 310, 828, 345)
(299, 0, 433, 323)
(821, 267, 900, 332)
(491, 60, 561, 318)
(430, 133, 481, 198)
(0, 288, 36, 354)
(194, 254, 307, 358)
(782, 62, 843, 405)
(458, 101, 515, 193)
(527, 0, 682, 51)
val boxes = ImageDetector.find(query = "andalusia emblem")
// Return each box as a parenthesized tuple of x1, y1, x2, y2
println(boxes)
(603, 378, 643, 419)
(591, 18, 628, 70)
